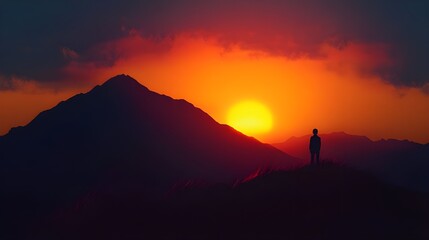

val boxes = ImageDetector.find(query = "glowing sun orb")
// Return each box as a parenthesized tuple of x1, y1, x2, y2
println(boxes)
(227, 100, 273, 135)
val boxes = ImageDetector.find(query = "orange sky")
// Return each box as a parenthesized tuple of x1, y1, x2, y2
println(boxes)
(1, 34, 429, 144)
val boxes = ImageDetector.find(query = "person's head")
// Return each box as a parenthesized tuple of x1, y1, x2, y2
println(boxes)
(312, 128, 318, 135)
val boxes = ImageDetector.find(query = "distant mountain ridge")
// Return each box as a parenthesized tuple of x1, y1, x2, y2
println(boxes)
(274, 132, 429, 191)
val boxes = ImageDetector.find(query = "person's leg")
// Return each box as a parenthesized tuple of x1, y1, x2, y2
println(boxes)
(316, 152, 320, 164)
(311, 152, 315, 165)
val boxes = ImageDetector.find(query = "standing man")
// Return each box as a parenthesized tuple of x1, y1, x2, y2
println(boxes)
(309, 128, 321, 165)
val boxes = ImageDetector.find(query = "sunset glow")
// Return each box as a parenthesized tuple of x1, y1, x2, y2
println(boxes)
(2, 34, 429, 143)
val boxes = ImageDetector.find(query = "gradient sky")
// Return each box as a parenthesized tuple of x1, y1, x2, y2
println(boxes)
(1, 0, 429, 143)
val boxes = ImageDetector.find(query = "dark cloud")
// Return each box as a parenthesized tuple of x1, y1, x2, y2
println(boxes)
(1, 0, 429, 88)
(0, 0, 144, 83)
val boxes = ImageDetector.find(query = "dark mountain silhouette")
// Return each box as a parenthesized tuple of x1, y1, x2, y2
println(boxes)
(0, 74, 297, 236)
(274, 132, 429, 191)
(32, 163, 429, 240)
(2, 75, 427, 239)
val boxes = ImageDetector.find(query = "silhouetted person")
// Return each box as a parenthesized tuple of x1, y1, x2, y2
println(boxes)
(309, 128, 321, 164)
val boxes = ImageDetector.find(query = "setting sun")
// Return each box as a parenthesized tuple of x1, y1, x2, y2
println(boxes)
(227, 100, 273, 136)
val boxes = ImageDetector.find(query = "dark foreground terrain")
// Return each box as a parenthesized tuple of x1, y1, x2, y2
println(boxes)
(10, 163, 427, 240)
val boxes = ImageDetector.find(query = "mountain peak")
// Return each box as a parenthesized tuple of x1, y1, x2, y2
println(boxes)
(100, 74, 149, 91)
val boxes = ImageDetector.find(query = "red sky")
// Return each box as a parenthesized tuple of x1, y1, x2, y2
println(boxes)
(2, 33, 429, 143)
(1, 1, 429, 143)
